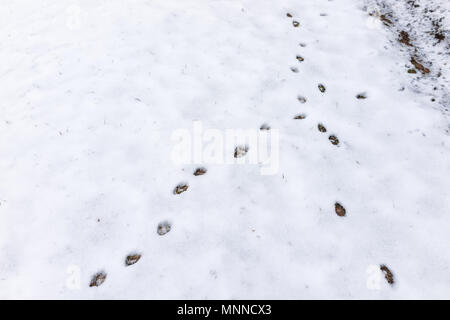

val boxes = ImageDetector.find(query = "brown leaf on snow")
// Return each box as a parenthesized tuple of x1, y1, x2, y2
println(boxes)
(410, 57, 430, 74)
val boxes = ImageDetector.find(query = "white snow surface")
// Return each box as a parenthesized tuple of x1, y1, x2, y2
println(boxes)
(0, 0, 449, 299)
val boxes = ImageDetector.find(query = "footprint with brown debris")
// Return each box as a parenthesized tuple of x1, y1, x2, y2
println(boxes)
(329, 135, 339, 145)
(334, 202, 346, 217)
(318, 124, 327, 132)
(318, 84, 326, 93)
(157, 221, 171, 236)
(234, 145, 249, 158)
(292, 21, 300, 27)
(296, 55, 304, 62)
(194, 167, 207, 176)
(89, 272, 107, 287)
(356, 93, 367, 99)
(125, 254, 141, 266)
(294, 114, 306, 120)
(286, 13, 292, 18)
(297, 96, 307, 104)
(173, 183, 188, 194)
(380, 265, 394, 285)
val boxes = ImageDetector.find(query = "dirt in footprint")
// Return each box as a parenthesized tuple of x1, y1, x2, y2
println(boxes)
(297, 96, 307, 104)
(356, 93, 367, 99)
(125, 254, 141, 266)
(318, 124, 327, 132)
(329, 135, 339, 145)
(173, 183, 188, 194)
(89, 272, 107, 287)
(234, 145, 249, 158)
(194, 167, 207, 176)
(380, 265, 395, 285)
(157, 221, 171, 236)
(294, 114, 307, 120)
(334, 202, 346, 217)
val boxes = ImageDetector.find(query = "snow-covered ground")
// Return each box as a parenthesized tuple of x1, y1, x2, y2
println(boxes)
(0, 0, 449, 299)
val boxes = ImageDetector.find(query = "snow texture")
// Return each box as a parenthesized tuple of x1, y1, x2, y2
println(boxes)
(0, 0, 449, 299)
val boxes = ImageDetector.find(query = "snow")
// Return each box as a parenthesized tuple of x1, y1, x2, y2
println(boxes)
(0, 0, 449, 299)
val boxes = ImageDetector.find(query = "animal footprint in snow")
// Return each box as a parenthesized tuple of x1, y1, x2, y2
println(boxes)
(294, 114, 307, 120)
(234, 145, 249, 158)
(356, 93, 367, 99)
(194, 167, 207, 176)
(89, 272, 107, 287)
(125, 254, 141, 266)
(296, 55, 305, 62)
(157, 221, 171, 236)
(292, 21, 300, 27)
(318, 84, 326, 93)
(318, 124, 327, 132)
(329, 135, 339, 145)
(286, 13, 293, 18)
(380, 265, 394, 285)
(260, 123, 271, 130)
(297, 96, 307, 104)
(290, 67, 299, 73)
(173, 183, 188, 194)
(334, 202, 346, 217)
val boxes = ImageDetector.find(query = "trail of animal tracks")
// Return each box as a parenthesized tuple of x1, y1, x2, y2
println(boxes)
(0, 0, 449, 299)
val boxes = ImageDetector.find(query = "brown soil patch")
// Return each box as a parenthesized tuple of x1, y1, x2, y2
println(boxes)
(399, 31, 412, 46)
(379, 14, 393, 26)
(410, 57, 430, 74)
